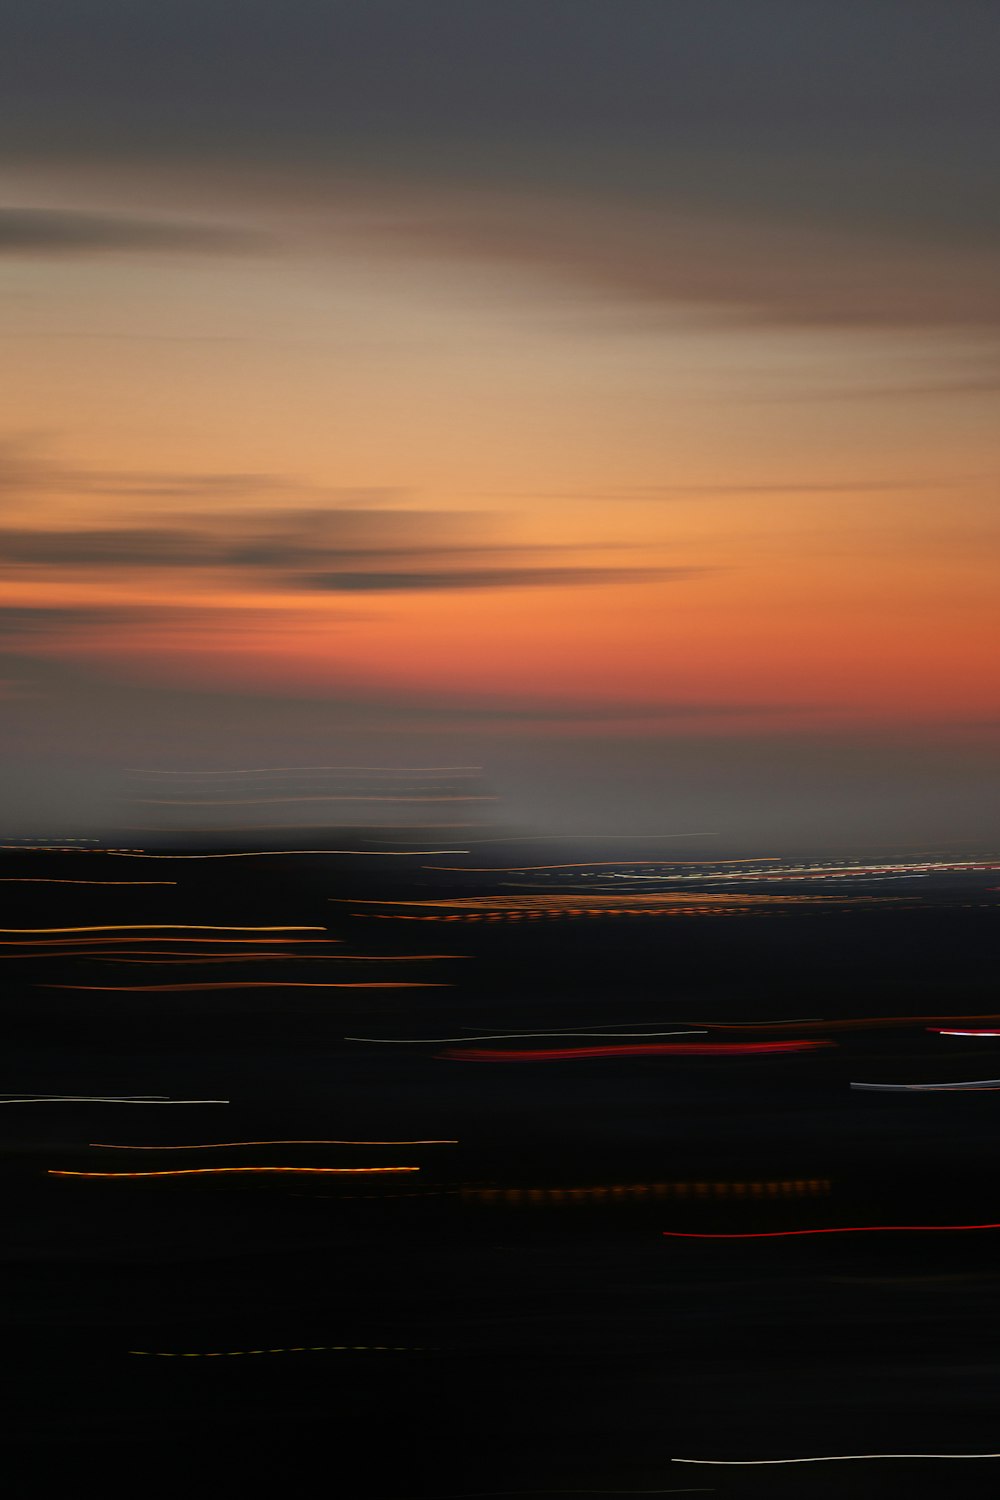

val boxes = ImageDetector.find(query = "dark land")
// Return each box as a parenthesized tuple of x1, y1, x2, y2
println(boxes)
(2, 839, 999, 1496)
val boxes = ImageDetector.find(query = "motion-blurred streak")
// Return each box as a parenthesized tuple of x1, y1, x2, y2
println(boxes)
(663, 1222, 1000, 1238)
(41, 980, 451, 992)
(107, 849, 480, 860)
(128, 1344, 433, 1356)
(851, 1079, 1000, 1091)
(423, 859, 777, 871)
(2, 1094, 228, 1104)
(673, 1452, 1000, 1465)
(0, 878, 178, 885)
(86, 952, 467, 965)
(701, 1014, 1000, 1033)
(48, 1165, 420, 1177)
(347, 1029, 706, 1043)
(0, 937, 339, 948)
(441, 1040, 833, 1061)
(466, 1180, 830, 1204)
(0, 924, 323, 934)
(90, 1139, 457, 1149)
(931, 1029, 1000, 1037)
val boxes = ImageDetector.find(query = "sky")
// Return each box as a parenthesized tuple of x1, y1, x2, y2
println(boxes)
(0, 1, 997, 844)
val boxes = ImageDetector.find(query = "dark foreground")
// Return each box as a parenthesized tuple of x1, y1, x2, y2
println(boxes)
(2, 840, 999, 1496)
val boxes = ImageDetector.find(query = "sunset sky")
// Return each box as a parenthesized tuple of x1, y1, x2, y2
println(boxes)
(1, 1, 997, 842)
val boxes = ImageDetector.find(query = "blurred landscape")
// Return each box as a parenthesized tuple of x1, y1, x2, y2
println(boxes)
(2, 5, 999, 1493)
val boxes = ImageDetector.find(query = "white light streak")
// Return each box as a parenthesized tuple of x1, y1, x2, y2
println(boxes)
(1, 1094, 228, 1104)
(673, 1453, 1000, 1466)
(851, 1080, 1000, 1092)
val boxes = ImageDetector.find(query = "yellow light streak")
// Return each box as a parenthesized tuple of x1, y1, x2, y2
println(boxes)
(128, 1344, 431, 1355)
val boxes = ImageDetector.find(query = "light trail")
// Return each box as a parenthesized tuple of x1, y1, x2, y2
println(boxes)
(442, 1040, 832, 1061)
(90, 1139, 457, 1149)
(672, 1453, 1000, 1465)
(424, 859, 776, 872)
(334, 893, 853, 912)
(697, 1014, 1000, 1033)
(0, 938, 338, 951)
(347, 1030, 707, 1043)
(851, 1079, 1000, 1091)
(0, 924, 323, 934)
(467, 1180, 830, 1204)
(2, 1094, 228, 1104)
(128, 1344, 433, 1355)
(49, 1165, 420, 1177)
(0, 878, 177, 885)
(459, 831, 723, 842)
(82, 952, 466, 965)
(662, 1222, 1000, 1238)
(106, 849, 481, 860)
(114, 844, 470, 853)
(42, 980, 449, 992)
(931, 1029, 1000, 1037)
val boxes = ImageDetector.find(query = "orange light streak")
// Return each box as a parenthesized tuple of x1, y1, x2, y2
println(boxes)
(49, 1165, 420, 1177)
(0, 937, 337, 948)
(90, 1139, 457, 1149)
(0, 924, 323, 934)
(41, 980, 449, 992)
(86, 952, 465, 965)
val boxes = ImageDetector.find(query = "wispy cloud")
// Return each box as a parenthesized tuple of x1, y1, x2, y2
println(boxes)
(0, 500, 687, 593)
(0, 207, 267, 256)
(301, 566, 704, 593)
(0, 604, 137, 635)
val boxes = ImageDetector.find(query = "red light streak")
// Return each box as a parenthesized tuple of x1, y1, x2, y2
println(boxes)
(441, 1040, 832, 1061)
(662, 1222, 1000, 1239)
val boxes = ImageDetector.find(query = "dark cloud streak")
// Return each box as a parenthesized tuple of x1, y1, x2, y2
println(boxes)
(0, 207, 267, 256)
(302, 566, 703, 593)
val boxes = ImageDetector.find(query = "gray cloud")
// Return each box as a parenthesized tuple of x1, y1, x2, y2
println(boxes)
(0, 505, 674, 589)
(0, 5, 995, 328)
(0, 507, 476, 569)
(1, 3, 996, 242)
(0, 445, 407, 510)
(421, 698, 807, 723)
(0, 206, 266, 256)
(302, 566, 702, 592)
(0, 604, 139, 635)
(367, 190, 1000, 330)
